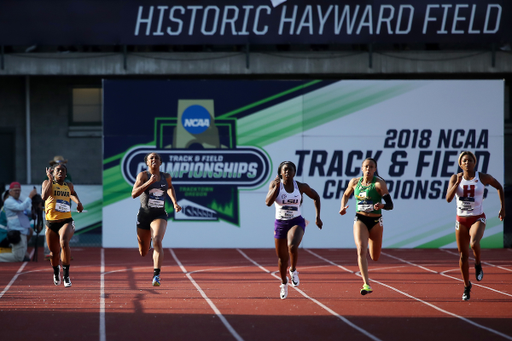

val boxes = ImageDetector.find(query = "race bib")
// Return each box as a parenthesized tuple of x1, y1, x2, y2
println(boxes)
(148, 198, 164, 209)
(279, 205, 298, 219)
(357, 201, 374, 212)
(458, 197, 475, 212)
(279, 212, 295, 219)
(55, 199, 71, 213)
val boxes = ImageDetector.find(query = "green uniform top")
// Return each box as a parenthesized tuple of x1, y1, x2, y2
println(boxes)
(354, 176, 382, 215)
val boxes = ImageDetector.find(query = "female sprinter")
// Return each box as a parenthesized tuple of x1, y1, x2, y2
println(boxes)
(265, 161, 323, 299)
(42, 163, 83, 287)
(339, 157, 393, 295)
(132, 152, 182, 286)
(446, 151, 505, 301)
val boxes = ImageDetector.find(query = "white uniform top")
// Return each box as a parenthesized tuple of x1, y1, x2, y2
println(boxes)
(275, 180, 302, 220)
(455, 172, 485, 216)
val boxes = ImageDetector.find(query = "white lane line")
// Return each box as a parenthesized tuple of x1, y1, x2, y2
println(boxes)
(103, 265, 246, 277)
(100, 248, 106, 341)
(169, 248, 244, 341)
(383, 251, 512, 298)
(0, 248, 34, 299)
(236, 249, 271, 273)
(439, 249, 512, 272)
(380, 251, 441, 274)
(189, 265, 248, 274)
(236, 249, 383, 341)
(306, 249, 512, 341)
(437, 270, 512, 297)
(301, 250, 355, 273)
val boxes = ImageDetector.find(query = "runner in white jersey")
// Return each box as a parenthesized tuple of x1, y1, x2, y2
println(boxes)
(266, 161, 323, 299)
(455, 171, 485, 217)
(446, 151, 505, 301)
(274, 180, 302, 220)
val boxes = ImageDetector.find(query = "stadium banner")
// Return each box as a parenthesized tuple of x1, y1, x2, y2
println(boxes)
(0, 0, 510, 45)
(102, 79, 504, 248)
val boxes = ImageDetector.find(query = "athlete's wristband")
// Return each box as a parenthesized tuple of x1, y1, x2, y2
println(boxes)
(382, 194, 394, 210)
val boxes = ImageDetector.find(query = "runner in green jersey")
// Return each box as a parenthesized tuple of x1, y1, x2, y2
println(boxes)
(339, 158, 394, 295)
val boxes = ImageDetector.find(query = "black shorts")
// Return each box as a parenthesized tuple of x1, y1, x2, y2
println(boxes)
(354, 213, 382, 232)
(136, 209, 168, 231)
(46, 218, 74, 234)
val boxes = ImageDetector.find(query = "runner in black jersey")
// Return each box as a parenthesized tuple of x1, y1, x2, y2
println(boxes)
(132, 152, 182, 286)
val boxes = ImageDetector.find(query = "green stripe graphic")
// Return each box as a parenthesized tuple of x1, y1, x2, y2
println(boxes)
(216, 80, 322, 119)
(237, 82, 419, 147)
(415, 216, 503, 248)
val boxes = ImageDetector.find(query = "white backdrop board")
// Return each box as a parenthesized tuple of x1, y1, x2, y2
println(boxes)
(102, 80, 504, 248)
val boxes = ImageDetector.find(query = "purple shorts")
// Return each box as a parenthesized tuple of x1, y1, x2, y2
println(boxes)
(274, 216, 306, 239)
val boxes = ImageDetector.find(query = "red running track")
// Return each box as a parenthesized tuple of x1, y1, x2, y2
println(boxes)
(1, 247, 511, 341)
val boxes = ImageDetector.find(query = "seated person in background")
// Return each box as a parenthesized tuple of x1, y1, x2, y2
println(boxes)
(0, 190, 9, 229)
(0, 226, 8, 248)
(0, 229, 27, 262)
(4, 182, 37, 261)
(0, 190, 9, 246)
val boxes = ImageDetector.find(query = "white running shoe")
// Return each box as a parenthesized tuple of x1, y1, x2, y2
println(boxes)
(63, 276, 72, 288)
(152, 275, 161, 286)
(279, 279, 288, 299)
(289, 269, 300, 287)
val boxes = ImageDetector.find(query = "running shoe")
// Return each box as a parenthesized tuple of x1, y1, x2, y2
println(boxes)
(53, 272, 61, 286)
(475, 263, 483, 281)
(152, 274, 161, 286)
(360, 284, 373, 295)
(462, 281, 472, 301)
(289, 269, 300, 287)
(279, 279, 288, 299)
(63, 276, 72, 288)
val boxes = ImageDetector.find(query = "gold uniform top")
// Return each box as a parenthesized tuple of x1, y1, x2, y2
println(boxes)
(45, 181, 72, 221)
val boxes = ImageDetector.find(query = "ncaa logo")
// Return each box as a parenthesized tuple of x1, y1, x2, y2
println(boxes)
(182, 105, 211, 135)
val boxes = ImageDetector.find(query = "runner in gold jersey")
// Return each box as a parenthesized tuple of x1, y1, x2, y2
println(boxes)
(42, 164, 83, 288)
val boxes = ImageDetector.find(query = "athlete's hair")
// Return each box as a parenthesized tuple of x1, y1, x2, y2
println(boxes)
(458, 151, 477, 167)
(144, 152, 162, 163)
(277, 161, 296, 179)
(51, 163, 67, 173)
